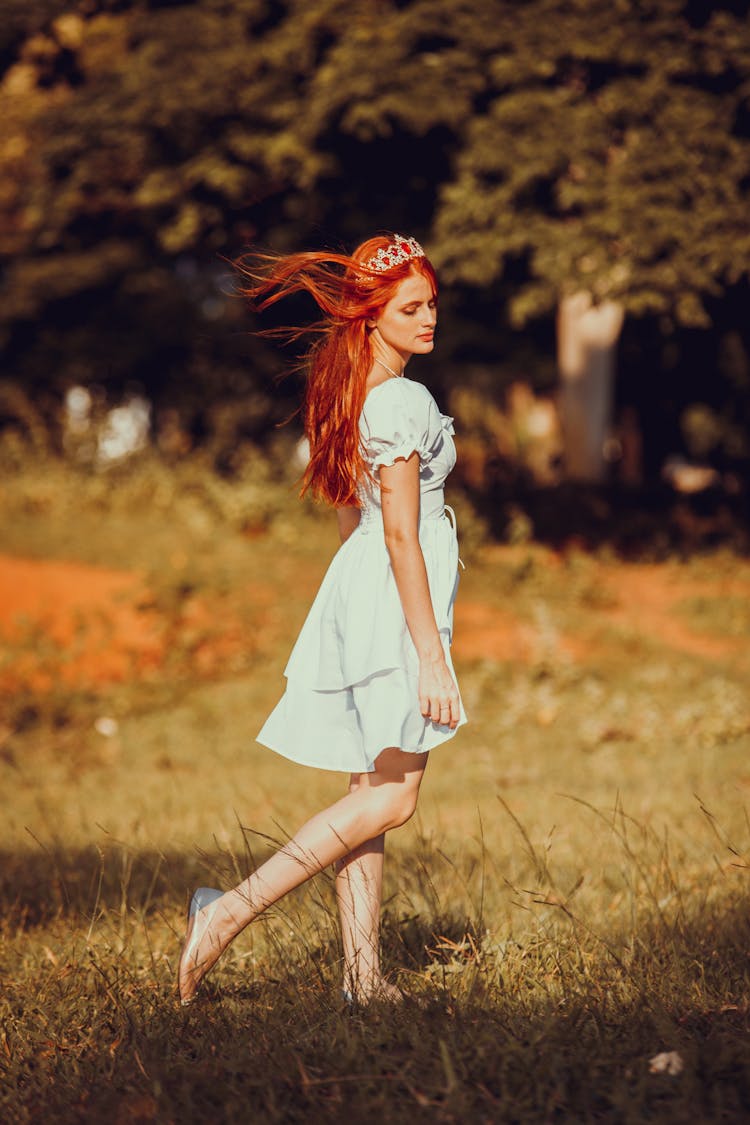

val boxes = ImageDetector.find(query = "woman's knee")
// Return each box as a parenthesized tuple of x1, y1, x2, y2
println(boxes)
(359, 749, 427, 833)
(391, 791, 419, 829)
(375, 783, 420, 831)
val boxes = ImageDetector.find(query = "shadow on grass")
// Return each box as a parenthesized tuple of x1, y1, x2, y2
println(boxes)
(2, 843, 750, 1122)
(3, 908, 750, 1124)
(1, 842, 245, 930)
(1, 840, 479, 945)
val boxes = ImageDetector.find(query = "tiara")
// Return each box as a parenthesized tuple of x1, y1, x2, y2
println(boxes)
(364, 235, 425, 273)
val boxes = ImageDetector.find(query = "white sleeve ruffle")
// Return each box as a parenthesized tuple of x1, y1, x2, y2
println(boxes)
(361, 378, 443, 472)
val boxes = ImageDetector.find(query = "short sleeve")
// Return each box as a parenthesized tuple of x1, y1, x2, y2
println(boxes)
(360, 378, 442, 472)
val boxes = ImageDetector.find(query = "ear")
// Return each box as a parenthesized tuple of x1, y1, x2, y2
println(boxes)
(365, 317, 376, 329)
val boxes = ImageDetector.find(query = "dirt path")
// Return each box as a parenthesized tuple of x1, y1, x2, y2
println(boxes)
(453, 557, 749, 667)
(595, 564, 747, 662)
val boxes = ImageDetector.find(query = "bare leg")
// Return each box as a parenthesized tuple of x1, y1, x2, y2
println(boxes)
(335, 829, 383, 997)
(334, 772, 403, 1001)
(179, 747, 428, 1003)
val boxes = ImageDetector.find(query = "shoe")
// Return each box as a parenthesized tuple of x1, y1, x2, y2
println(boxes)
(178, 887, 224, 1006)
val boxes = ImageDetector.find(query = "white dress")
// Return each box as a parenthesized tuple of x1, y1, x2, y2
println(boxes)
(256, 375, 468, 773)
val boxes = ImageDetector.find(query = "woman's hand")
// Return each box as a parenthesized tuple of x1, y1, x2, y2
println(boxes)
(418, 651, 461, 729)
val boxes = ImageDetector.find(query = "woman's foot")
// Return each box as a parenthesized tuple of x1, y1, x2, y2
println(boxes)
(178, 887, 225, 1006)
(342, 976, 404, 1007)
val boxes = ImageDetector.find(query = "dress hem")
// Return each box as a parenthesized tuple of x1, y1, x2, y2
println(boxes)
(255, 717, 465, 775)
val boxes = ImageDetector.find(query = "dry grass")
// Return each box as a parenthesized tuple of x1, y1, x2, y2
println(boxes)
(1, 457, 750, 1123)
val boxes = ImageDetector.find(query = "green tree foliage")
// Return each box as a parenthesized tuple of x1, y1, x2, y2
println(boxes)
(0, 0, 352, 420)
(4, 0, 749, 331)
(1, 0, 749, 471)
(0, 1, 340, 319)
(430, 0, 750, 329)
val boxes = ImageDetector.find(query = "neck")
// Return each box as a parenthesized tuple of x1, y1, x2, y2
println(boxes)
(375, 357, 404, 379)
(370, 329, 407, 379)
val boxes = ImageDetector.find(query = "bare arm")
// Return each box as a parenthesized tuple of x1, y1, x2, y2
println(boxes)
(379, 454, 460, 728)
(336, 505, 361, 544)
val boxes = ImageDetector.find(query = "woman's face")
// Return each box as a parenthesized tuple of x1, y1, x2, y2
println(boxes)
(371, 270, 437, 363)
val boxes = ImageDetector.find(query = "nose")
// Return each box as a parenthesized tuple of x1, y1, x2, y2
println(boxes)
(423, 305, 437, 327)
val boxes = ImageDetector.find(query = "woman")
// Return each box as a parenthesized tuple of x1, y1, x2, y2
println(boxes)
(178, 233, 467, 1006)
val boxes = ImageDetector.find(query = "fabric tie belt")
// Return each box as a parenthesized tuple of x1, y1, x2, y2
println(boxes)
(443, 504, 465, 570)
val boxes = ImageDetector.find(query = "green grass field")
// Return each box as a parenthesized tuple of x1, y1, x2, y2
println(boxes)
(1, 459, 749, 1123)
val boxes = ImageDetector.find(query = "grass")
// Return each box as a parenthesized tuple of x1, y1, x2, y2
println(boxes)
(1, 455, 750, 1122)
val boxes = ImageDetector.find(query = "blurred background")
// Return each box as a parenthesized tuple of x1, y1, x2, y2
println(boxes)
(1, 0, 749, 551)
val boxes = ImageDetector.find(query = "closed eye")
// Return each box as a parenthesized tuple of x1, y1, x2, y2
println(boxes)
(401, 300, 437, 315)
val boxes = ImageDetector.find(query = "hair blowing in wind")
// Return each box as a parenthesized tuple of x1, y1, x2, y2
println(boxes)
(236, 237, 438, 507)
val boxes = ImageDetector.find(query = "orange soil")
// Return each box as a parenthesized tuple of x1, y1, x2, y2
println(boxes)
(0, 556, 163, 691)
(0, 555, 266, 693)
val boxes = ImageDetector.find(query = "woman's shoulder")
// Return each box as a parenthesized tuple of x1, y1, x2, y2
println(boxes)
(361, 376, 437, 422)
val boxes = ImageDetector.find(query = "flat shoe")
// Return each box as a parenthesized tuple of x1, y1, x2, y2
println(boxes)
(178, 886, 223, 1006)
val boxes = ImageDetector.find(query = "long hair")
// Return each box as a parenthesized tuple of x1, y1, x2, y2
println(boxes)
(236, 236, 438, 507)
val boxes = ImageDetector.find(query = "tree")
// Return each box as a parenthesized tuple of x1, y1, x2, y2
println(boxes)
(429, 0, 750, 479)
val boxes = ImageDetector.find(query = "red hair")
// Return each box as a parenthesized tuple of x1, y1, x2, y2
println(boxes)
(236, 236, 438, 507)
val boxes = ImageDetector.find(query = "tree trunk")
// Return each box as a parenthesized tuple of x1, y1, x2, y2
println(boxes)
(557, 292, 625, 483)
